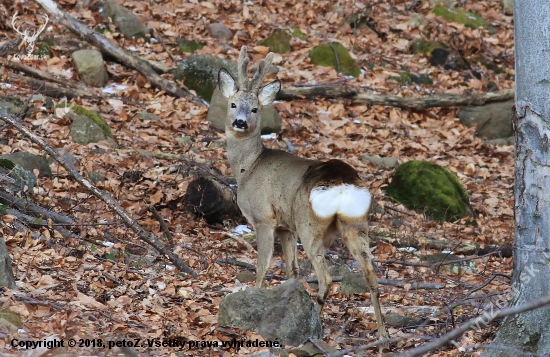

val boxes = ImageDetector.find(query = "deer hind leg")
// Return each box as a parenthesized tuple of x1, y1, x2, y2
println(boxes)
(255, 223, 275, 288)
(277, 229, 299, 279)
(340, 221, 389, 346)
(300, 225, 333, 310)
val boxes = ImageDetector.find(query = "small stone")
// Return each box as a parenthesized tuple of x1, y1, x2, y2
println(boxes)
(71, 49, 109, 87)
(208, 22, 233, 40)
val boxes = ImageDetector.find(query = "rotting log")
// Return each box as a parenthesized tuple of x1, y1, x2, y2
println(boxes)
(183, 177, 242, 224)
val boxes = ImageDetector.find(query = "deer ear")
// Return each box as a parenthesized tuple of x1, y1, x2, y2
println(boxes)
(258, 80, 280, 106)
(219, 69, 238, 98)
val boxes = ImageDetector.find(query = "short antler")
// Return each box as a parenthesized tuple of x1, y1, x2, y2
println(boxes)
(237, 46, 250, 90)
(235, 46, 274, 93)
(250, 52, 274, 92)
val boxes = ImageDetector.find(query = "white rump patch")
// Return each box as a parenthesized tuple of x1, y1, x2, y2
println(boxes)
(309, 185, 371, 219)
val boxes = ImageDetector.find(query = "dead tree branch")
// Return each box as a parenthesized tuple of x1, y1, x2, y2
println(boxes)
(279, 87, 514, 110)
(33, 0, 202, 105)
(1, 113, 198, 278)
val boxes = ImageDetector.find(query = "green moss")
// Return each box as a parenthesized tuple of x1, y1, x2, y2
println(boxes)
(390, 71, 433, 85)
(309, 42, 360, 78)
(34, 38, 54, 57)
(176, 38, 204, 53)
(0, 159, 15, 170)
(291, 27, 305, 40)
(58, 104, 112, 138)
(410, 39, 447, 55)
(385, 160, 473, 222)
(258, 29, 292, 54)
(0, 309, 22, 328)
(433, 5, 490, 29)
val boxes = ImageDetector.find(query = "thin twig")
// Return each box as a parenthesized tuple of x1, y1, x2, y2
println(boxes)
(149, 205, 174, 248)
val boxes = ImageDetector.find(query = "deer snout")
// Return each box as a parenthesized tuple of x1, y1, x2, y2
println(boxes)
(232, 119, 249, 132)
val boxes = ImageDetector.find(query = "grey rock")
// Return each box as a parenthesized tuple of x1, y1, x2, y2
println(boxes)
(0, 237, 16, 289)
(137, 111, 160, 121)
(101, 0, 149, 39)
(208, 22, 233, 40)
(484, 136, 514, 146)
(218, 279, 322, 346)
(362, 155, 399, 169)
(420, 253, 478, 274)
(207, 87, 282, 134)
(0, 97, 26, 118)
(70, 113, 110, 145)
(174, 54, 237, 102)
(54, 148, 78, 168)
(2, 152, 51, 177)
(88, 171, 106, 184)
(384, 313, 425, 329)
(235, 270, 256, 283)
(339, 271, 370, 295)
(0, 159, 37, 192)
(503, 0, 513, 14)
(459, 100, 514, 139)
(71, 49, 109, 87)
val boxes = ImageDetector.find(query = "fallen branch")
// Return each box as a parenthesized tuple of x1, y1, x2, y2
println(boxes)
(7, 72, 96, 99)
(1, 112, 198, 278)
(306, 276, 445, 290)
(5, 60, 92, 91)
(392, 294, 550, 357)
(0, 190, 74, 224)
(33, 0, 202, 105)
(279, 86, 514, 110)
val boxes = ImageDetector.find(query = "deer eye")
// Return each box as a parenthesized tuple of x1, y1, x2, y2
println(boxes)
(231, 103, 236, 108)
(251, 108, 258, 113)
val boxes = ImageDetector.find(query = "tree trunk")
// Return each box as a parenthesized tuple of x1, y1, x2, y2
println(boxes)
(482, 1, 550, 355)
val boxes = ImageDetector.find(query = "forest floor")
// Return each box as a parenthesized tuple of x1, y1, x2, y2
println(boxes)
(0, 0, 515, 356)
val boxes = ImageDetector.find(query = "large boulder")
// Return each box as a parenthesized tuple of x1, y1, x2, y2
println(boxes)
(309, 42, 360, 78)
(0, 158, 36, 192)
(207, 87, 282, 134)
(68, 107, 116, 147)
(258, 29, 291, 54)
(1, 152, 51, 178)
(459, 100, 513, 139)
(385, 160, 473, 222)
(174, 55, 238, 103)
(218, 279, 322, 346)
(101, 0, 149, 39)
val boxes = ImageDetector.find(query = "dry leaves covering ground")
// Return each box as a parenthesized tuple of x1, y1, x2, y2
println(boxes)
(0, 0, 515, 355)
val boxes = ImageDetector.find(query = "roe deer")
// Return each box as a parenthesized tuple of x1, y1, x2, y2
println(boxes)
(218, 46, 389, 345)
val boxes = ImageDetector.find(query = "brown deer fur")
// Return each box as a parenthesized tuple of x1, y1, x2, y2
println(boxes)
(218, 46, 389, 346)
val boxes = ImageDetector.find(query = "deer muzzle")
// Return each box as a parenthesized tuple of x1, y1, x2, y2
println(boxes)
(232, 119, 248, 132)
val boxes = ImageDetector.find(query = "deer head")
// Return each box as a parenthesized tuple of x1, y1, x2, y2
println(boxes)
(218, 47, 281, 135)
(11, 12, 49, 57)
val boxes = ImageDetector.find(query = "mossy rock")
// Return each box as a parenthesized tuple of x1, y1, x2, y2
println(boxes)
(0, 97, 27, 117)
(410, 39, 447, 55)
(174, 55, 237, 103)
(258, 29, 291, 54)
(176, 38, 204, 53)
(433, 5, 494, 32)
(471, 56, 506, 74)
(389, 71, 433, 85)
(59, 104, 112, 138)
(309, 42, 360, 78)
(386, 160, 473, 222)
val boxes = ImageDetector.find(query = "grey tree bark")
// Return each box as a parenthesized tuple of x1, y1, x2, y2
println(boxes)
(482, 1, 550, 356)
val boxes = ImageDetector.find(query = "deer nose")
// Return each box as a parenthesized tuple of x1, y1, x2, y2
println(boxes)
(232, 119, 248, 131)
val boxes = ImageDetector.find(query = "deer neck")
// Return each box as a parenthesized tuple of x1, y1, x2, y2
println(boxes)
(226, 130, 264, 183)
